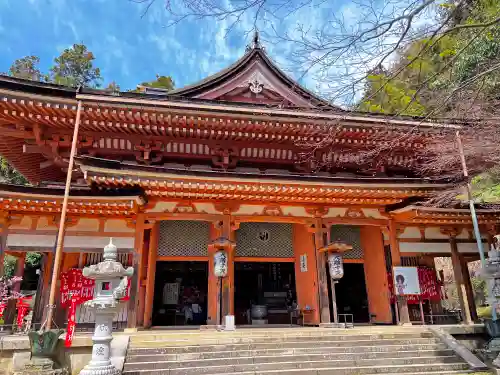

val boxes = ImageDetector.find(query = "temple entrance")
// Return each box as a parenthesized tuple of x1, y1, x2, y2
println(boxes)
(152, 261, 208, 326)
(328, 263, 370, 323)
(234, 261, 296, 325)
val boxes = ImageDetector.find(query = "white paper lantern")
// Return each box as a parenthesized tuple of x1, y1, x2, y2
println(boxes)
(214, 250, 228, 277)
(328, 253, 344, 280)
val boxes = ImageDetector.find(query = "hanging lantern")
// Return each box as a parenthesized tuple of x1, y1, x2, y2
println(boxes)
(214, 250, 228, 277)
(328, 253, 344, 280)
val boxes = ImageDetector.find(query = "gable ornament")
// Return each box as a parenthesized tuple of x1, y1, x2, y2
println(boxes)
(248, 78, 263, 94)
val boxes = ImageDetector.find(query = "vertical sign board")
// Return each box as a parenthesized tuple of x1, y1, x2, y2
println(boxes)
(300, 254, 308, 272)
(393, 266, 421, 296)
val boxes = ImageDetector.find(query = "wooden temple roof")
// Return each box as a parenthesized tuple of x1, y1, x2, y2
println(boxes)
(0, 74, 460, 184)
(0, 183, 145, 217)
(78, 156, 448, 206)
(390, 205, 500, 225)
(163, 33, 340, 110)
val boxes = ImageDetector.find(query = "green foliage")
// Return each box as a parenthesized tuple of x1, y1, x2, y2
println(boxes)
(2, 253, 41, 289)
(49, 44, 102, 88)
(358, 0, 500, 117)
(7, 56, 45, 82)
(359, 74, 426, 116)
(25, 253, 41, 268)
(105, 81, 121, 93)
(139, 75, 175, 91)
(3, 255, 16, 278)
(0, 157, 29, 185)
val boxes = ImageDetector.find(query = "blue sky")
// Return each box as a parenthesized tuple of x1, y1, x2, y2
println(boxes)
(0, 0, 352, 92)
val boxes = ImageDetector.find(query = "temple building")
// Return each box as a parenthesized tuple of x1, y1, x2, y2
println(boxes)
(0, 35, 498, 330)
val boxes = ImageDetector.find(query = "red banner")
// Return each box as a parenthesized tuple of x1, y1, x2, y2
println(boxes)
(60, 269, 95, 347)
(59, 268, 131, 347)
(387, 267, 443, 304)
(16, 296, 31, 328)
(65, 298, 78, 348)
(0, 302, 7, 320)
(60, 268, 95, 307)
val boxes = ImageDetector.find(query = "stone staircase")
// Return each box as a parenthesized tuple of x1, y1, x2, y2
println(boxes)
(122, 327, 472, 375)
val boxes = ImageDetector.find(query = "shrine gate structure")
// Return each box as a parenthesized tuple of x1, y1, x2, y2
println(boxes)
(0, 35, 498, 329)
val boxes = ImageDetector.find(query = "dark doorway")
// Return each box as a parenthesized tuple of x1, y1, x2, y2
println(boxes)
(234, 262, 296, 325)
(152, 261, 208, 326)
(327, 263, 370, 323)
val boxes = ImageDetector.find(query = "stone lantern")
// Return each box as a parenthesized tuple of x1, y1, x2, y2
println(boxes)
(79, 239, 134, 375)
(479, 234, 500, 367)
(208, 237, 235, 330)
(319, 241, 353, 327)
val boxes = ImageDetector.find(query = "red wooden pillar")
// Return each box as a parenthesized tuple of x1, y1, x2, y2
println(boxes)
(293, 224, 320, 325)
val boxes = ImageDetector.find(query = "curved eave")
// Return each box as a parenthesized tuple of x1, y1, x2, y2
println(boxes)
(0, 183, 146, 216)
(390, 205, 500, 225)
(78, 157, 449, 206)
(0, 74, 76, 99)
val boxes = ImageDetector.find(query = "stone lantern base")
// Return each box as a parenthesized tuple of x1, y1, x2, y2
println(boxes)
(79, 363, 120, 375)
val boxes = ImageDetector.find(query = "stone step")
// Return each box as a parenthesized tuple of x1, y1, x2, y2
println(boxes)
(127, 342, 448, 357)
(125, 347, 453, 364)
(122, 362, 469, 375)
(128, 337, 441, 350)
(128, 332, 435, 346)
(124, 350, 458, 371)
(123, 355, 462, 373)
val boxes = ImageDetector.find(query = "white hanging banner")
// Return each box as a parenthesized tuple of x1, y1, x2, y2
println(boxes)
(393, 266, 421, 295)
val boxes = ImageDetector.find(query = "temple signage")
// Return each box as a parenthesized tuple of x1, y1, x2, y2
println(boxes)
(300, 254, 308, 272)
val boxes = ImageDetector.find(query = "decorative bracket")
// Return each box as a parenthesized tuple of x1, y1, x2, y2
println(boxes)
(440, 227, 461, 238)
(211, 146, 238, 169)
(134, 141, 163, 164)
(305, 206, 328, 218)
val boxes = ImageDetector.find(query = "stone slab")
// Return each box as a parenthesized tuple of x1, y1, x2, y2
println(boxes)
(110, 334, 130, 372)
(429, 326, 488, 371)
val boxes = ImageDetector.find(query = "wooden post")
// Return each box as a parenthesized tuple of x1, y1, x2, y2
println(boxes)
(33, 253, 53, 326)
(314, 218, 331, 325)
(449, 236, 473, 325)
(221, 214, 235, 318)
(293, 224, 320, 325)
(456, 131, 486, 266)
(330, 281, 339, 324)
(45, 100, 82, 330)
(143, 222, 158, 328)
(419, 299, 425, 325)
(460, 255, 478, 322)
(207, 224, 220, 326)
(389, 220, 411, 325)
(127, 214, 146, 330)
(361, 226, 393, 324)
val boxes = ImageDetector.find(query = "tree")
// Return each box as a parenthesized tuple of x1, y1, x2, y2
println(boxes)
(0, 275, 23, 302)
(7, 56, 44, 82)
(0, 158, 28, 185)
(49, 43, 102, 88)
(105, 81, 121, 93)
(139, 75, 175, 91)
